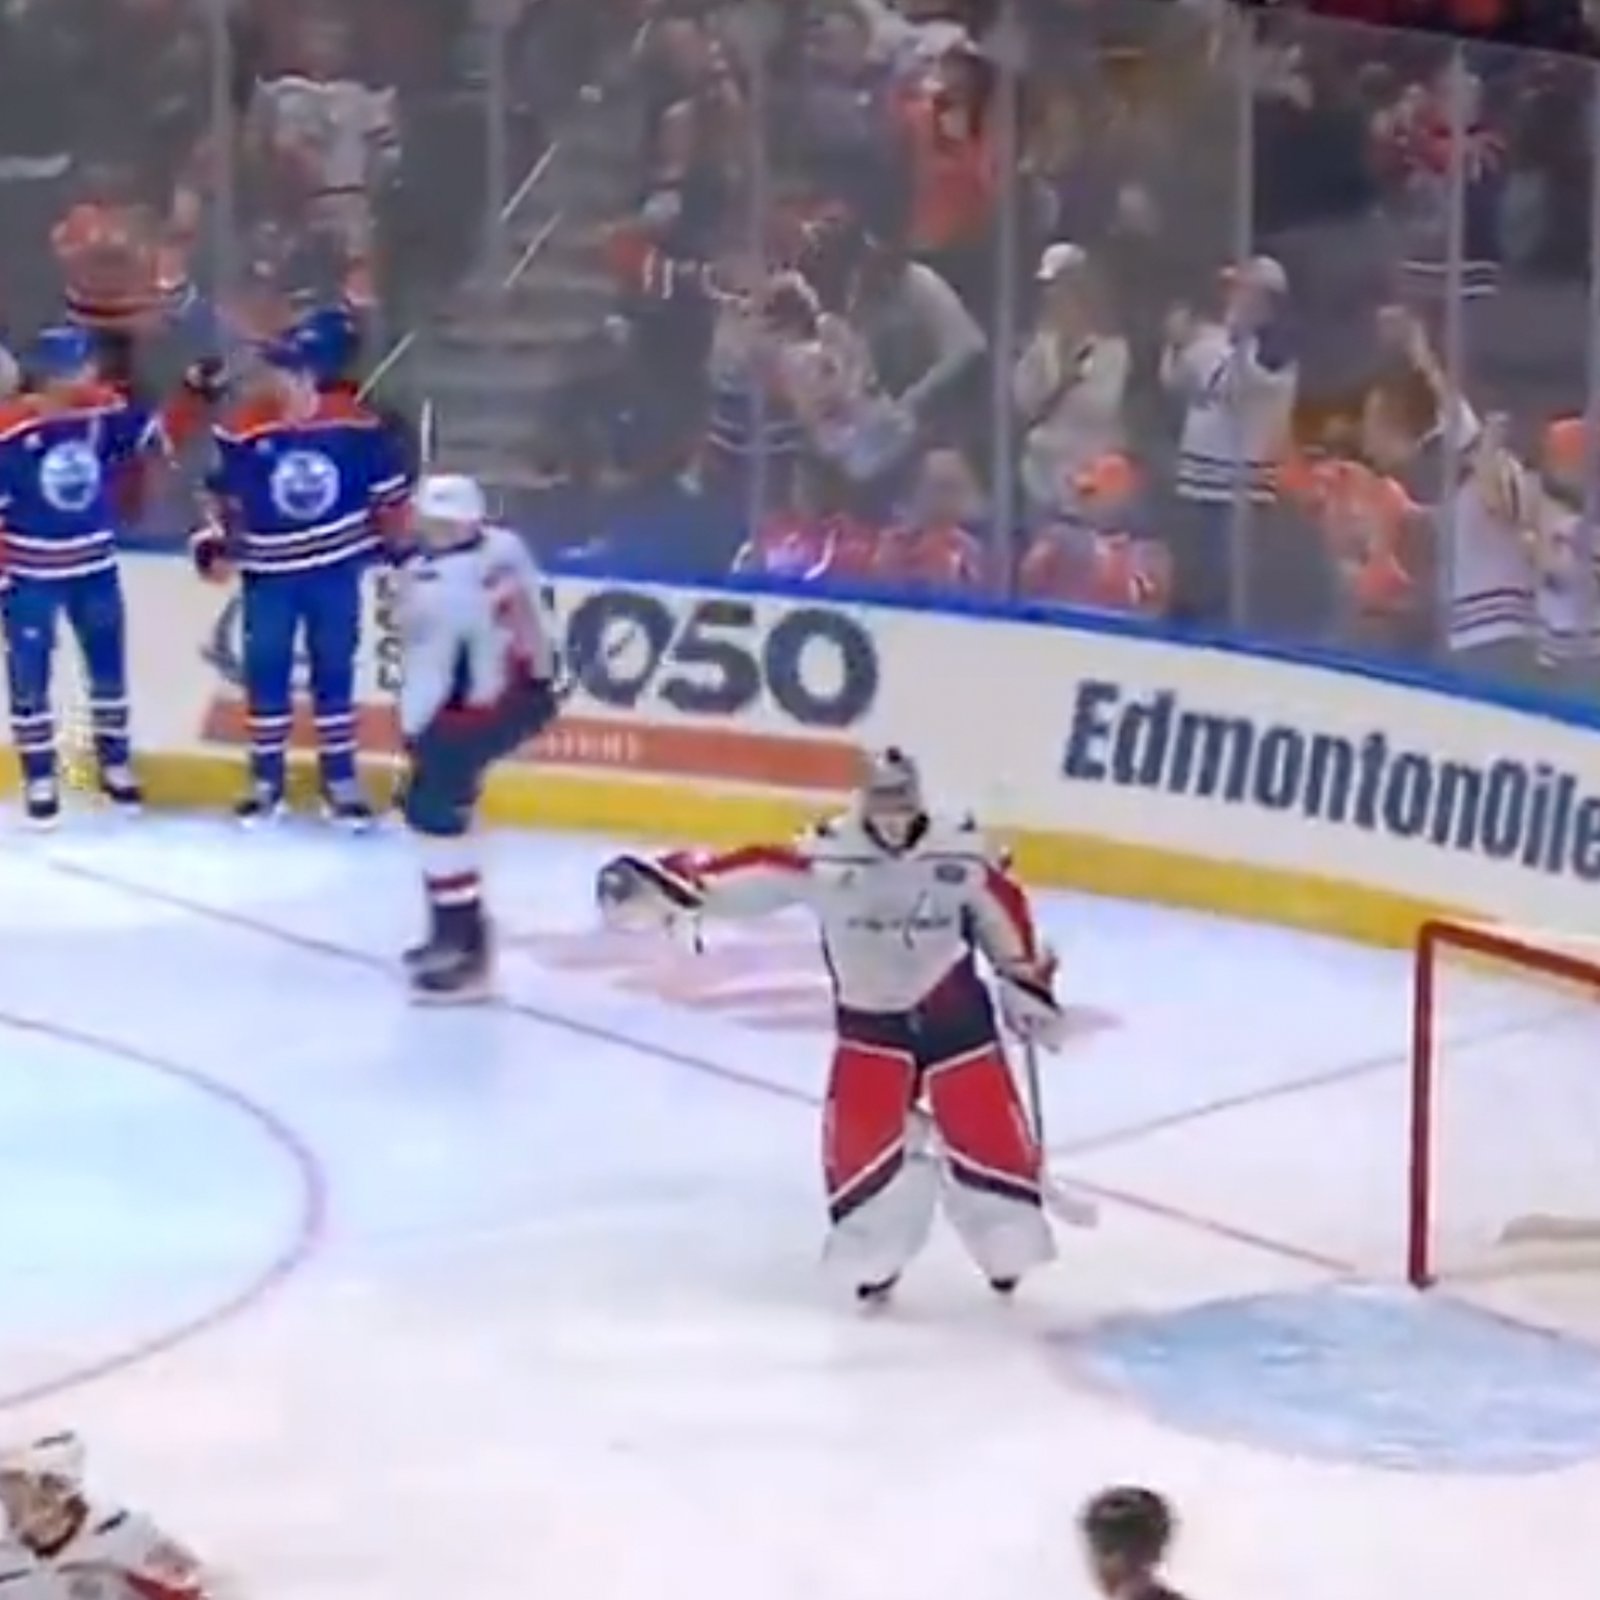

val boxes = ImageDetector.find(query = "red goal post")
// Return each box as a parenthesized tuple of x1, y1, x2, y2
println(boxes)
(1410, 918, 1600, 1289)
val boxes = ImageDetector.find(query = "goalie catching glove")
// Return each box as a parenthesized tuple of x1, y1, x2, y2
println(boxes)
(997, 952, 1066, 1051)
(596, 852, 704, 931)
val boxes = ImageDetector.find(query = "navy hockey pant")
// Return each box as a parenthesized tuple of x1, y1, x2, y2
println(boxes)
(242, 564, 363, 793)
(2, 566, 131, 784)
(403, 678, 558, 838)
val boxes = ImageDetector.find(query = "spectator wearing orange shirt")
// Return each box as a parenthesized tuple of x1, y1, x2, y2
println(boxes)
(899, 43, 999, 318)
(1532, 417, 1600, 699)
(1019, 453, 1169, 617)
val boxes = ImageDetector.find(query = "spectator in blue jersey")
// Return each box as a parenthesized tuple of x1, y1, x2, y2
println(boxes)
(0, 324, 164, 824)
(192, 311, 409, 826)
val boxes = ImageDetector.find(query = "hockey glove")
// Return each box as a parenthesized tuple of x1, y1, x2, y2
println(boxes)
(596, 852, 704, 932)
(189, 525, 232, 583)
(997, 952, 1067, 1052)
(182, 357, 229, 405)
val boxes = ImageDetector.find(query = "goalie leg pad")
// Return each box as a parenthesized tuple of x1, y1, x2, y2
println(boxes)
(924, 1043, 1055, 1283)
(821, 1022, 934, 1288)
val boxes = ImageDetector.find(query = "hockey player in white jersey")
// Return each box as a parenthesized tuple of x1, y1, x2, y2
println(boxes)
(596, 747, 1064, 1301)
(397, 473, 559, 1001)
(0, 1433, 212, 1600)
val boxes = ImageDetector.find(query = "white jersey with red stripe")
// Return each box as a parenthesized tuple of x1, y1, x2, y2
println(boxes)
(0, 1501, 208, 1600)
(397, 523, 557, 740)
(665, 809, 1041, 1014)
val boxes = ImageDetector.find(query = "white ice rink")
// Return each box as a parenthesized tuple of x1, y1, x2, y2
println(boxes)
(3, 811, 1600, 1600)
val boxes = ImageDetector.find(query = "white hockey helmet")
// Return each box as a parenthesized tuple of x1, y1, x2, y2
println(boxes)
(413, 473, 487, 526)
(0, 1433, 84, 1486)
(859, 746, 924, 823)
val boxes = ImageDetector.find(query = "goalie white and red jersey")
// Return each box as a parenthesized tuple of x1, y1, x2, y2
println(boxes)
(0, 1502, 209, 1600)
(638, 806, 1058, 1291)
(656, 809, 1046, 1013)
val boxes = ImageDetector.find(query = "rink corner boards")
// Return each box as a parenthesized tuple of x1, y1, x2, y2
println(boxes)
(0, 747, 1454, 954)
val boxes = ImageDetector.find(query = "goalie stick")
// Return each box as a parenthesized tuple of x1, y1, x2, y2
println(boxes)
(1017, 1033, 1098, 1229)
(1498, 1214, 1600, 1245)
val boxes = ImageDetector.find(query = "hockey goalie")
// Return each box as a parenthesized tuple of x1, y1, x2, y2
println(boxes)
(0, 1433, 215, 1600)
(595, 747, 1064, 1303)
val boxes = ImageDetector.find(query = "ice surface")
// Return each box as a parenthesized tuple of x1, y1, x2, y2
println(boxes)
(0, 812, 1597, 1600)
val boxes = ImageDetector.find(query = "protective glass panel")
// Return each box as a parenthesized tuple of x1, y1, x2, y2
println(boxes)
(1011, 0, 1244, 625)
(1244, 8, 1422, 655)
(1444, 38, 1599, 709)
(722, 0, 1003, 601)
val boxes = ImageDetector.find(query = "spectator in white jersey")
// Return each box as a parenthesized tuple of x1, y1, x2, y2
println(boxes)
(1360, 305, 1539, 689)
(1013, 240, 1129, 522)
(1161, 253, 1298, 629)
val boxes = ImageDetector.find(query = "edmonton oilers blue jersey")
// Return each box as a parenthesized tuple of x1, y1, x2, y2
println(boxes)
(0, 384, 160, 581)
(209, 393, 409, 576)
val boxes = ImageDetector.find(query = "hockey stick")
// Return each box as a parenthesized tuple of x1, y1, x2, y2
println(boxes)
(1017, 1035, 1099, 1229)
(1499, 1214, 1600, 1245)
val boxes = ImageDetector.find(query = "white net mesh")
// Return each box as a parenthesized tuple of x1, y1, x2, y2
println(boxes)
(1421, 922, 1600, 1288)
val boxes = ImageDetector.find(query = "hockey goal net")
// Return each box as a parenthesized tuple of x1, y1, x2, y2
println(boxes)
(1411, 918, 1600, 1289)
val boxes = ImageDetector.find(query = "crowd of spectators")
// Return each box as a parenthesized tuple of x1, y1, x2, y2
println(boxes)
(0, 0, 1597, 705)
(536, 0, 1600, 706)
(0, 0, 608, 397)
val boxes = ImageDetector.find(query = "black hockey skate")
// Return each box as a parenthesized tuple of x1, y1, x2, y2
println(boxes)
(98, 763, 143, 813)
(321, 781, 375, 833)
(856, 1275, 899, 1307)
(409, 936, 493, 1005)
(23, 777, 60, 828)
(234, 782, 286, 825)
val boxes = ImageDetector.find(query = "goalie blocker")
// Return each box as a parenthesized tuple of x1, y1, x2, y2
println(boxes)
(598, 748, 1067, 1302)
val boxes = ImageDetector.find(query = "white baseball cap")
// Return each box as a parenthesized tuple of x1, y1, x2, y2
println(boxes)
(414, 473, 487, 524)
(1037, 242, 1088, 283)
(1240, 254, 1289, 294)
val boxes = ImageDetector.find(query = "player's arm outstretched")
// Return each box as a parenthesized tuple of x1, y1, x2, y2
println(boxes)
(595, 837, 819, 932)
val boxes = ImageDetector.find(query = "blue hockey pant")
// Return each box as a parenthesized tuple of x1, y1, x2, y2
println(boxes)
(242, 565, 362, 793)
(403, 678, 558, 839)
(3, 566, 131, 784)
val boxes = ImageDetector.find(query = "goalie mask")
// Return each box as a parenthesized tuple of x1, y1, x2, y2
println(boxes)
(859, 746, 926, 851)
(0, 1433, 85, 1545)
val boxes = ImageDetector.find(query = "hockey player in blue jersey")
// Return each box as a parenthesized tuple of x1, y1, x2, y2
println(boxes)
(0, 325, 163, 824)
(193, 312, 410, 825)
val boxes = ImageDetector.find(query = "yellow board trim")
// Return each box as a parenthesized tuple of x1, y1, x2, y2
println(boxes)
(36, 750, 1457, 955)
